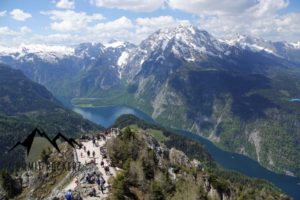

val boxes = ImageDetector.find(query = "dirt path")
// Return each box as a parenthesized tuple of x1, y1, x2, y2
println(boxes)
(64, 135, 117, 199)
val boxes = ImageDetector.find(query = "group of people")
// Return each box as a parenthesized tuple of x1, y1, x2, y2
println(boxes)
(85, 172, 106, 197)
(83, 149, 96, 158)
(65, 132, 114, 199)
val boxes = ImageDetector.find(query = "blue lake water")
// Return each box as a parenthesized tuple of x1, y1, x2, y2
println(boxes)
(72, 105, 300, 199)
(290, 99, 300, 102)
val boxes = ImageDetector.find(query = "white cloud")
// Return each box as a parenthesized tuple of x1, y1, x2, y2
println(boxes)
(136, 16, 175, 26)
(88, 16, 134, 42)
(169, 0, 257, 15)
(136, 15, 190, 28)
(20, 26, 31, 34)
(135, 16, 190, 40)
(42, 10, 104, 32)
(0, 26, 31, 36)
(56, 0, 75, 9)
(169, 0, 299, 42)
(0, 27, 18, 36)
(88, 16, 184, 43)
(249, 12, 300, 41)
(93, 16, 133, 31)
(0, 15, 192, 46)
(22, 16, 135, 45)
(249, 0, 289, 17)
(31, 33, 80, 45)
(0, 10, 6, 17)
(90, 0, 165, 12)
(10, 9, 32, 21)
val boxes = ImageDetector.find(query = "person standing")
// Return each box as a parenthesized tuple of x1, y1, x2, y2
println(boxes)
(92, 137, 96, 147)
(65, 189, 72, 200)
(96, 177, 101, 190)
(92, 188, 96, 197)
(99, 176, 105, 194)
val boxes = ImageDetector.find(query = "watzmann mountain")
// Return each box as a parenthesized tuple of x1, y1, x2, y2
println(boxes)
(1, 25, 300, 177)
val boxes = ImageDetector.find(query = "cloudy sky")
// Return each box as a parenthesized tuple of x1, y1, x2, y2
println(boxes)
(0, 0, 299, 46)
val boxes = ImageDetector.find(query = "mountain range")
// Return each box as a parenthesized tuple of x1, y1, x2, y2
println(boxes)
(1, 25, 300, 177)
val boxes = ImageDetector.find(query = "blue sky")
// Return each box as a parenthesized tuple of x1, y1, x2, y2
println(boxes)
(0, 0, 299, 46)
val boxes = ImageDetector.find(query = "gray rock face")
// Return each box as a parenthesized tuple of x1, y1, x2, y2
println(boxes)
(168, 147, 204, 170)
(169, 148, 191, 167)
(0, 186, 7, 200)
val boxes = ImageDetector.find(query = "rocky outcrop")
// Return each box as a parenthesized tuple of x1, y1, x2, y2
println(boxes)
(143, 133, 168, 160)
(168, 148, 203, 171)
(169, 148, 190, 167)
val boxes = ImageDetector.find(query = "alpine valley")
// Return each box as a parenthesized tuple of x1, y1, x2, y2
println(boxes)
(1, 25, 300, 178)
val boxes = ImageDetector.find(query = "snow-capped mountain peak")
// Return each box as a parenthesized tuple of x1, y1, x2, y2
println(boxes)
(137, 25, 229, 63)
(143, 25, 217, 51)
(118, 25, 234, 79)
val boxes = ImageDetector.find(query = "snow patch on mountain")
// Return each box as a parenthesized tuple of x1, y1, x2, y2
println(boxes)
(117, 51, 130, 78)
(0, 44, 74, 63)
(291, 41, 300, 49)
(225, 34, 277, 54)
(104, 41, 126, 48)
(224, 34, 300, 60)
(117, 51, 129, 67)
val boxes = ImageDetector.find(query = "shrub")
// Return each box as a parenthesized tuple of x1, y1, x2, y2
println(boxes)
(0, 170, 22, 198)
(40, 149, 50, 164)
(150, 181, 165, 200)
